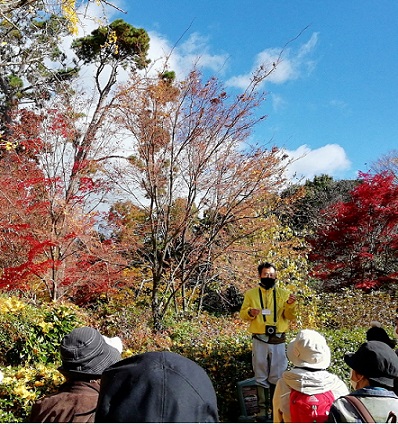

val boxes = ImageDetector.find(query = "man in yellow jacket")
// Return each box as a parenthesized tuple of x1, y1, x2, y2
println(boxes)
(240, 262, 297, 420)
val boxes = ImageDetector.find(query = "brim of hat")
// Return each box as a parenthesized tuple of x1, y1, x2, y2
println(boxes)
(344, 353, 395, 388)
(59, 343, 121, 379)
(370, 375, 395, 388)
(58, 367, 103, 380)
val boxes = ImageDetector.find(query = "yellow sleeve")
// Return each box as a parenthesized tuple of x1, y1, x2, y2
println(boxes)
(239, 290, 255, 321)
(283, 301, 297, 320)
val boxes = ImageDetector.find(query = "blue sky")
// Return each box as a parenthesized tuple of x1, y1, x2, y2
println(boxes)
(99, 0, 398, 182)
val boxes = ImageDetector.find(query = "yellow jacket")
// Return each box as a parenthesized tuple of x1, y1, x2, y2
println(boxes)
(239, 285, 296, 334)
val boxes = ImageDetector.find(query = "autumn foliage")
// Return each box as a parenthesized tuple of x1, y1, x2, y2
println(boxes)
(309, 172, 398, 292)
(105, 69, 294, 328)
(3, 0, 381, 332)
(0, 108, 128, 302)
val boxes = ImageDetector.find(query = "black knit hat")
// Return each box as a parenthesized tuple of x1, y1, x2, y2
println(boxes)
(58, 327, 121, 379)
(344, 340, 398, 388)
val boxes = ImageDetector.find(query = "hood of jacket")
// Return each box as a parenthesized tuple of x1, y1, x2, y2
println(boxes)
(282, 367, 345, 395)
(95, 351, 219, 423)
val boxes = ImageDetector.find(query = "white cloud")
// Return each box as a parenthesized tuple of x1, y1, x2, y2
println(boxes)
(297, 32, 318, 59)
(282, 144, 352, 181)
(76, 1, 121, 35)
(145, 31, 229, 78)
(225, 32, 319, 90)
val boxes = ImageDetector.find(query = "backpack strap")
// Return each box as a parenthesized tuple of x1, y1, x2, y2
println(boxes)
(344, 395, 375, 423)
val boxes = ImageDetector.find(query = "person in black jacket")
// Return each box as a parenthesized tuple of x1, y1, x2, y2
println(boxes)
(95, 351, 219, 423)
(327, 341, 398, 422)
(365, 320, 398, 397)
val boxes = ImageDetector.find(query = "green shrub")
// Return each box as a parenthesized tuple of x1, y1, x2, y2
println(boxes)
(88, 292, 174, 354)
(173, 330, 253, 421)
(314, 288, 396, 330)
(0, 296, 85, 366)
(322, 327, 365, 384)
(0, 296, 88, 422)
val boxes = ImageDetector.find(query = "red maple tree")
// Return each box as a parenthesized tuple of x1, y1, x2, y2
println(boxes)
(309, 172, 398, 292)
(0, 108, 128, 302)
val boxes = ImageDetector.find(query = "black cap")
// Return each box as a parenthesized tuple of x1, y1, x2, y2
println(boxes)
(344, 340, 398, 388)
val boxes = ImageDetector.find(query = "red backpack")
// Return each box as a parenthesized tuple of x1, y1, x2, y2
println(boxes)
(290, 389, 335, 423)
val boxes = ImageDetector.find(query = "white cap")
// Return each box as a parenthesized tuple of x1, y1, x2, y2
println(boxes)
(0, 370, 3, 383)
(287, 329, 331, 370)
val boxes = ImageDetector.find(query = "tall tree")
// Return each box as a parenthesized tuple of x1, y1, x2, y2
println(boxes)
(0, 111, 128, 302)
(279, 174, 358, 234)
(309, 172, 398, 293)
(65, 18, 150, 202)
(0, 5, 139, 146)
(107, 65, 291, 329)
(0, 18, 150, 301)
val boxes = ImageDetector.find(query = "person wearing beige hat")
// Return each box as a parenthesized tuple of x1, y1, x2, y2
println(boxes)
(273, 329, 349, 423)
(29, 327, 122, 423)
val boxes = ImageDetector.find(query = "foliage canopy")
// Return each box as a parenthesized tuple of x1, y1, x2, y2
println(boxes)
(309, 172, 398, 293)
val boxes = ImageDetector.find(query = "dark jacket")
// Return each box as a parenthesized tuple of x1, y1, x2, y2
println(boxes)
(95, 351, 219, 423)
(327, 386, 398, 422)
(29, 380, 100, 423)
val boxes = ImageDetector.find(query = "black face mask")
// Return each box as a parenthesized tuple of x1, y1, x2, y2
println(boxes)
(260, 278, 276, 289)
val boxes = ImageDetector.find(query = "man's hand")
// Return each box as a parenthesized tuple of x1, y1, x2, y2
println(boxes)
(248, 308, 260, 317)
(287, 294, 296, 305)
